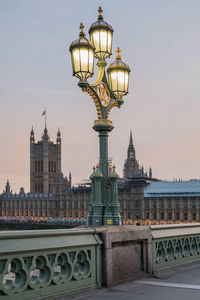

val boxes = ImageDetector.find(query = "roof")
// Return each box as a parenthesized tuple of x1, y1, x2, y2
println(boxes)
(144, 180, 200, 197)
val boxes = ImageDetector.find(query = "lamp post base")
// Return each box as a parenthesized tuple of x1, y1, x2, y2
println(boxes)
(87, 120, 122, 226)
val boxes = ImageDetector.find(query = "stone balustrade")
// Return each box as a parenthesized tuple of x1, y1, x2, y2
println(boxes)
(0, 228, 102, 299)
(151, 223, 200, 272)
(1, 224, 200, 299)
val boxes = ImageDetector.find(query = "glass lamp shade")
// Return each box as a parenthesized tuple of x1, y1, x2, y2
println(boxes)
(89, 7, 113, 60)
(107, 48, 130, 99)
(69, 23, 95, 81)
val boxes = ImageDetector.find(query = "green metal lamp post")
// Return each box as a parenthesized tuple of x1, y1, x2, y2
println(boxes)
(69, 7, 130, 226)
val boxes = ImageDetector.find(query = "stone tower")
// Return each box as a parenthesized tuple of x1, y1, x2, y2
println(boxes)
(123, 131, 140, 178)
(30, 127, 62, 193)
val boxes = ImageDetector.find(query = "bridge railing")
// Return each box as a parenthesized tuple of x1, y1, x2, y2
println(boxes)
(0, 228, 102, 300)
(150, 223, 200, 272)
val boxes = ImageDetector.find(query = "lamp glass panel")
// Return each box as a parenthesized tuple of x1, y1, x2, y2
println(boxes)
(80, 49, 89, 72)
(93, 30, 100, 52)
(111, 71, 117, 91)
(100, 30, 107, 52)
(108, 32, 112, 53)
(124, 71, 129, 92)
(72, 49, 80, 73)
(118, 70, 125, 91)
(89, 49, 94, 73)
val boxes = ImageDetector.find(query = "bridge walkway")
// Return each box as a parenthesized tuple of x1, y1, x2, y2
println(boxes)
(53, 261, 200, 300)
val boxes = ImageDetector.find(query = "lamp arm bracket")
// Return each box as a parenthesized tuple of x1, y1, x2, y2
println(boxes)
(90, 63, 105, 87)
(81, 61, 123, 120)
(106, 100, 119, 119)
(81, 85, 103, 120)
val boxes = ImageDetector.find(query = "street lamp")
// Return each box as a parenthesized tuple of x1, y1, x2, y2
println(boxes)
(69, 23, 95, 82)
(69, 7, 131, 226)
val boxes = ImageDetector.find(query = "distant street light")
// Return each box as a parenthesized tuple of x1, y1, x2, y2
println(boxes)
(69, 7, 130, 226)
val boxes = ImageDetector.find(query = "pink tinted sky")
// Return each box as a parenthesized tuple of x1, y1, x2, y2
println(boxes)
(1, 0, 200, 193)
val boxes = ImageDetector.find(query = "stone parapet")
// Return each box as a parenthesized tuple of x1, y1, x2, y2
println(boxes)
(96, 225, 152, 287)
(151, 223, 200, 272)
(0, 228, 102, 300)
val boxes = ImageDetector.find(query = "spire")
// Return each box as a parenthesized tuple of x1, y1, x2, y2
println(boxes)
(42, 127, 49, 141)
(57, 127, 61, 144)
(5, 180, 10, 194)
(30, 126, 35, 143)
(130, 130, 133, 146)
(149, 166, 152, 178)
(69, 171, 72, 187)
(141, 165, 144, 175)
(127, 130, 135, 158)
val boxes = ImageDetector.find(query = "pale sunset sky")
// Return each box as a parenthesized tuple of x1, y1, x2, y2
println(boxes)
(1, 0, 200, 193)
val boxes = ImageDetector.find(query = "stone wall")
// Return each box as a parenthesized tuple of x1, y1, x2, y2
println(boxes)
(96, 225, 152, 287)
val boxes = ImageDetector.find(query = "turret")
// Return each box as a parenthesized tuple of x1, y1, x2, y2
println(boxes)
(5, 180, 10, 194)
(57, 128, 61, 144)
(42, 127, 49, 141)
(123, 130, 139, 178)
(69, 171, 72, 187)
(30, 126, 35, 143)
(149, 166, 152, 178)
(127, 130, 136, 159)
(141, 165, 144, 175)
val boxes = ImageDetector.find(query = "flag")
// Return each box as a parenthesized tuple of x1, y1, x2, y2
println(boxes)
(42, 109, 46, 116)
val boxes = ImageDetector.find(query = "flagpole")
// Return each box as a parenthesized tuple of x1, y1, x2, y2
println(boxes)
(45, 108, 47, 129)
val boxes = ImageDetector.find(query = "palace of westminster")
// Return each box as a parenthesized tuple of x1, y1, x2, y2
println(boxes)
(1, 126, 200, 225)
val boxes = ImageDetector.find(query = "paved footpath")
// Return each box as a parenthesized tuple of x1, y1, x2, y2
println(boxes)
(53, 262, 200, 300)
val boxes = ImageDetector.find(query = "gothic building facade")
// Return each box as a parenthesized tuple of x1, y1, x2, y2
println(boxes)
(123, 131, 152, 179)
(30, 127, 71, 194)
(1, 128, 200, 225)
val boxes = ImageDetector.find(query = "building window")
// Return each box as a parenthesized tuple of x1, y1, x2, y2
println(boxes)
(145, 199, 149, 209)
(175, 201, 179, 210)
(184, 199, 188, 209)
(193, 212, 196, 220)
(69, 201, 72, 209)
(128, 212, 131, 219)
(168, 199, 172, 209)
(153, 199, 156, 209)
(192, 199, 196, 209)
(74, 200, 78, 209)
(160, 200, 164, 209)
(121, 200, 124, 210)
(136, 200, 139, 209)
(146, 212, 149, 219)
(127, 199, 131, 209)
(161, 212, 164, 219)
(168, 212, 172, 220)
(153, 212, 157, 220)
(176, 212, 180, 219)
(184, 212, 188, 220)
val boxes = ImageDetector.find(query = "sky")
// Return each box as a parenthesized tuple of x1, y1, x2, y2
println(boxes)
(1, 0, 200, 193)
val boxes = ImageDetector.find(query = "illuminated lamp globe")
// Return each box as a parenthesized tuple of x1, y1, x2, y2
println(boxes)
(69, 23, 95, 82)
(89, 7, 113, 61)
(107, 47, 130, 99)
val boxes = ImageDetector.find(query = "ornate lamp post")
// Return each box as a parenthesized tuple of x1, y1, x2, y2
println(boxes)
(69, 7, 130, 226)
